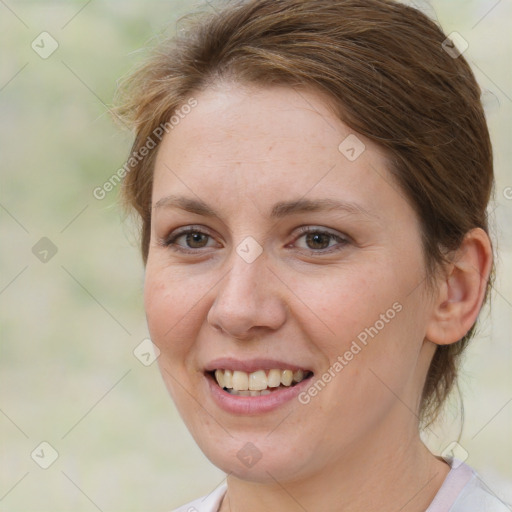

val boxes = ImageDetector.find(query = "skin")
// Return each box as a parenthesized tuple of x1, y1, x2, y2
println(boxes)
(144, 83, 492, 512)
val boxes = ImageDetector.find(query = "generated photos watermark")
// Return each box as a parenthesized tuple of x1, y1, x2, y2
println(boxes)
(298, 301, 403, 404)
(93, 97, 198, 200)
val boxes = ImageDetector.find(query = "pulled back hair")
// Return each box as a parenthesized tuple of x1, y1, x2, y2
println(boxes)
(115, 0, 495, 425)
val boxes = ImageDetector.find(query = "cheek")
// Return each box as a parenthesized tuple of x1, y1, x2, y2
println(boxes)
(143, 267, 206, 413)
(287, 263, 398, 350)
(143, 265, 204, 358)
(289, 258, 426, 403)
(323, 291, 427, 425)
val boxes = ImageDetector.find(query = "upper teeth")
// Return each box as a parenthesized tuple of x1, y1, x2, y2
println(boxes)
(214, 369, 305, 391)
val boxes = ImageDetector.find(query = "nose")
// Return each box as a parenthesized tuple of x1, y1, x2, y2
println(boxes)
(207, 251, 287, 340)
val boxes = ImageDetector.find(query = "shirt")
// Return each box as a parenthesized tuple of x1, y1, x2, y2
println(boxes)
(171, 458, 510, 512)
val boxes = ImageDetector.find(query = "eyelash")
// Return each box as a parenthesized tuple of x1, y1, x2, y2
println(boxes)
(159, 225, 350, 255)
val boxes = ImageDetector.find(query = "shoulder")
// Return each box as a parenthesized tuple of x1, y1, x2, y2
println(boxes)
(451, 471, 511, 512)
(170, 483, 228, 512)
(427, 459, 511, 512)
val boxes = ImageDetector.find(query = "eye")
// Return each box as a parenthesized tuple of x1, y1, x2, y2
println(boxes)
(160, 226, 218, 253)
(159, 225, 350, 255)
(291, 226, 350, 254)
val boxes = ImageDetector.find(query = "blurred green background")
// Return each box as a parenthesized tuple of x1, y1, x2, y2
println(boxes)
(0, 1, 511, 510)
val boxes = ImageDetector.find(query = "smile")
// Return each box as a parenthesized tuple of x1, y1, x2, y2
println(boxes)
(203, 359, 315, 414)
(211, 368, 313, 396)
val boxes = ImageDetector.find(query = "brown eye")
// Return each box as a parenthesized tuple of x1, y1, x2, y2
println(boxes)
(162, 227, 217, 253)
(182, 232, 209, 248)
(304, 232, 332, 250)
(293, 227, 350, 254)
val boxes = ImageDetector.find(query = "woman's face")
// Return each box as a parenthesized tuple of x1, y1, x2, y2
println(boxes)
(145, 83, 437, 483)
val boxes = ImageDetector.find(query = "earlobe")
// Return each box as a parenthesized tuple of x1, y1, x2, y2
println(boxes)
(425, 228, 493, 346)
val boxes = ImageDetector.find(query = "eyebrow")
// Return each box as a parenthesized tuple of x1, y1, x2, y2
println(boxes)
(153, 194, 377, 220)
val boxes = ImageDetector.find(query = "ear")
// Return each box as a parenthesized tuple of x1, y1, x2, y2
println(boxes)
(425, 228, 493, 346)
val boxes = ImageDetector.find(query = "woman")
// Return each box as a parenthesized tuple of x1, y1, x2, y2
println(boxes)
(115, 0, 508, 510)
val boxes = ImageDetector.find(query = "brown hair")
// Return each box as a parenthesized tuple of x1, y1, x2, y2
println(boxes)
(115, 0, 494, 425)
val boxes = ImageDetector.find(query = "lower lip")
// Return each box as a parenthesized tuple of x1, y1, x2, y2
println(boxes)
(205, 373, 313, 415)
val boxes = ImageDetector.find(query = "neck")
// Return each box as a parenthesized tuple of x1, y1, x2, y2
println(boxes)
(219, 420, 450, 512)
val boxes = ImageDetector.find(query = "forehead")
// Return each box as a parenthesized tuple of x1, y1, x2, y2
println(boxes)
(152, 84, 404, 221)
(159, 83, 348, 158)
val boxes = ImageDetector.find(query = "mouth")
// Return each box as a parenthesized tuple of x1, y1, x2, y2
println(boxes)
(206, 368, 314, 396)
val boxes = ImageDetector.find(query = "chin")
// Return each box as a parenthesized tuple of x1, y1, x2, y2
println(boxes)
(194, 428, 316, 484)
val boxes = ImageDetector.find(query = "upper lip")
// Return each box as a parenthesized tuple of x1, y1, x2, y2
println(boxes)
(204, 357, 313, 374)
